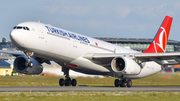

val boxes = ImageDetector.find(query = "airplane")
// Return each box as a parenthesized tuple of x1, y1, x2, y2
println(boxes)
(1, 15, 180, 87)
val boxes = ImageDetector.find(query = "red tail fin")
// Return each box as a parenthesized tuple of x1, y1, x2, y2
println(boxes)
(143, 16, 173, 53)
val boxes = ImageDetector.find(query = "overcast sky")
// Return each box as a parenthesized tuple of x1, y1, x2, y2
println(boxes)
(0, 0, 180, 41)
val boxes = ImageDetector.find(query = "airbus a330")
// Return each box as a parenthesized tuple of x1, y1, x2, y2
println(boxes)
(2, 16, 180, 87)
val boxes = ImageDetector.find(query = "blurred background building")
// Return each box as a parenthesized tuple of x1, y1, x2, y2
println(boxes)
(96, 38, 180, 52)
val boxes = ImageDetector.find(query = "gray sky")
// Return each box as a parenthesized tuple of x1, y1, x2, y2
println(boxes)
(0, 0, 180, 41)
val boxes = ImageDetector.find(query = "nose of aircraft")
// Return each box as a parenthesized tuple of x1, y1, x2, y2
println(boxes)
(10, 30, 14, 39)
(10, 30, 23, 48)
(10, 30, 18, 43)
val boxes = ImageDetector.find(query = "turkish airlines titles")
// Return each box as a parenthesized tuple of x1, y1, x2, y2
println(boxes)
(45, 26, 90, 44)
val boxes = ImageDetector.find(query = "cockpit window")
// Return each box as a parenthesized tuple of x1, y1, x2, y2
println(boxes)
(17, 26, 22, 29)
(23, 27, 26, 30)
(13, 26, 30, 31)
(26, 27, 30, 30)
(13, 26, 17, 29)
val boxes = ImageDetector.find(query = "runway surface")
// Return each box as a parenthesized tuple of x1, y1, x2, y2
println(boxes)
(0, 86, 180, 92)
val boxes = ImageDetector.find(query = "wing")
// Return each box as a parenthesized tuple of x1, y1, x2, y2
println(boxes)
(83, 52, 180, 66)
(0, 50, 24, 57)
(0, 50, 51, 64)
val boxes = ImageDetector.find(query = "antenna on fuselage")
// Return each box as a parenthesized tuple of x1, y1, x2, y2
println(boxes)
(38, 20, 40, 23)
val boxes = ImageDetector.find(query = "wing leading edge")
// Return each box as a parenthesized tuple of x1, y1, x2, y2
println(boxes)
(83, 52, 180, 66)
(0, 50, 24, 57)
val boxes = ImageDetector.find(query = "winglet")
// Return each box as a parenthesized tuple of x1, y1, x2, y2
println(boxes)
(143, 16, 173, 53)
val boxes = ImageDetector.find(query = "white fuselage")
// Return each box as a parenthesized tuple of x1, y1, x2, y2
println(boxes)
(10, 22, 162, 79)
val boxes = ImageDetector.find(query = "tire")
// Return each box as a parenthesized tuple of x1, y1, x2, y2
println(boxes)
(114, 79, 120, 87)
(127, 80, 132, 88)
(71, 79, 77, 86)
(65, 78, 71, 86)
(29, 61, 33, 67)
(120, 80, 127, 87)
(25, 61, 33, 67)
(59, 78, 64, 86)
(120, 84, 126, 87)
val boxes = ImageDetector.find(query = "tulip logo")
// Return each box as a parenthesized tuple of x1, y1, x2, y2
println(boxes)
(155, 27, 167, 52)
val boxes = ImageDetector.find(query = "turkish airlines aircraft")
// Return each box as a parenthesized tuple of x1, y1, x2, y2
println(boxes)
(2, 16, 179, 87)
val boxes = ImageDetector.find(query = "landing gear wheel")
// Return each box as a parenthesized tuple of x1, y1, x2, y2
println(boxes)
(71, 79, 77, 86)
(114, 79, 120, 87)
(29, 62, 33, 67)
(65, 78, 71, 86)
(59, 78, 64, 86)
(28, 61, 33, 67)
(127, 80, 132, 88)
(60, 67, 78, 87)
(120, 80, 127, 87)
(120, 84, 126, 87)
(25, 61, 33, 67)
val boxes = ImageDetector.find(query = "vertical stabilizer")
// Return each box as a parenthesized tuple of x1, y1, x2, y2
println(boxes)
(143, 16, 173, 53)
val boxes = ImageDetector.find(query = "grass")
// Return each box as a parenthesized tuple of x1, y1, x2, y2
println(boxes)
(133, 73, 180, 86)
(0, 92, 180, 101)
(0, 73, 179, 86)
(0, 73, 180, 100)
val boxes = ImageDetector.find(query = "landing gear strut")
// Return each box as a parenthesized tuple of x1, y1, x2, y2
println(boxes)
(24, 51, 34, 67)
(59, 67, 77, 86)
(114, 76, 132, 87)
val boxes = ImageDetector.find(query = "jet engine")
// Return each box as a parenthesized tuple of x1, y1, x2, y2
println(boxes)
(111, 56, 141, 75)
(14, 56, 43, 74)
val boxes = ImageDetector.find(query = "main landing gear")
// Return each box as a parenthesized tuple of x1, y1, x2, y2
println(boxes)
(114, 78, 132, 87)
(59, 67, 77, 86)
(59, 78, 77, 86)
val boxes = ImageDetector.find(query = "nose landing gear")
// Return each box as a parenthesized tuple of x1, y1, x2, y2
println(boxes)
(24, 51, 34, 68)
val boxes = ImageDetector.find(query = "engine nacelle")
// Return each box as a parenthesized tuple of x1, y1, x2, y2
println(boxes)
(14, 56, 43, 74)
(111, 56, 141, 75)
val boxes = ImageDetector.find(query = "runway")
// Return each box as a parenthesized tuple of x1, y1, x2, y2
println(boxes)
(0, 86, 180, 92)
